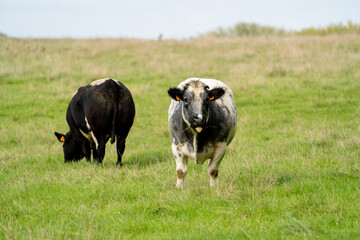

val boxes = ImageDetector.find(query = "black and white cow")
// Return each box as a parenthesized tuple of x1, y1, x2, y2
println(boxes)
(55, 78, 135, 166)
(168, 78, 237, 188)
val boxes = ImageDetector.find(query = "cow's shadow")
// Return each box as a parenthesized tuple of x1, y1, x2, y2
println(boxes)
(60, 149, 171, 169)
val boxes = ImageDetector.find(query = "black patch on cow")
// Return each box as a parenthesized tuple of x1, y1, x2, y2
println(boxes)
(207, 88, 225, 101)
(168, 88, 184, 101)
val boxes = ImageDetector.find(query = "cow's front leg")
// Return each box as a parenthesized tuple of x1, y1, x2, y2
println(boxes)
(208, 142, 227, 187)
(76, 130, 92, 162)
(172, 144, 188, 189)
(80, 140, 91, 162)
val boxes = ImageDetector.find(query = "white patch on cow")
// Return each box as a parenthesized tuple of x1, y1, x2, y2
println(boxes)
(90, 78, 120, 87)
(112, 79, 120, 86)
(72, 90, 78, 97)
(187, 84, 203, 99)
(178, 136, 215, 165)
(181, 143, 196, 160)
(90, 131, 99, 150)
(193, 134, 198, 153)
(172, 143, 188, 189)
(90, 78, 111, 86)
(85, 117, 99, 149)
(85, 117, 91, 130)
(186, 83, 207, 118)
(178, 78, 234, 99)
(181, 105, 191, 127)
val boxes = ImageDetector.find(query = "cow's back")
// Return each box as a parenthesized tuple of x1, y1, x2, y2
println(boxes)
(67, 79, 135, 134)
(177, 78, 235, 99)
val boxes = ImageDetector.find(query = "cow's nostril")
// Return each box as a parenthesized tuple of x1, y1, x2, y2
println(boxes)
(192, 115, 205, 125)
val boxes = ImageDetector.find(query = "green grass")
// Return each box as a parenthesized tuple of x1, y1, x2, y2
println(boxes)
(0, 35, 360, 239)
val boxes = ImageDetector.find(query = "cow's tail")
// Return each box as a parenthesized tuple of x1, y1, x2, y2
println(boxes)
(110, 81, 118, 144)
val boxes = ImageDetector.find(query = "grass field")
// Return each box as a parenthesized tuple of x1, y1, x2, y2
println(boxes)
(0, 35, 360, 239)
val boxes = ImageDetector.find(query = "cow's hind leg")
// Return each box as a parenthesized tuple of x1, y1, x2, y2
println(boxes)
(96, 145, 106, 166)
(92, 148, 99, 163)
(116, 137, 125, 167)
(115, 125, 132, 167)
(208, 142, 227, 187)
(172, 144, 188, 189)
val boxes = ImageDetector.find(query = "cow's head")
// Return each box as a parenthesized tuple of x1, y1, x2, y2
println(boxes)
(55, 132, 84, 162)
(168, 81, 225, 133)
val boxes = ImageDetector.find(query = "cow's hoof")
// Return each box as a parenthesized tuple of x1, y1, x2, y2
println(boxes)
(210, 178, 218, 187)
(176, 179, 185, 189)
(95, 161, 104, 167)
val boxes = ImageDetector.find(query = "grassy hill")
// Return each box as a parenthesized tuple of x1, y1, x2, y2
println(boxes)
(0, 35, 359, 239)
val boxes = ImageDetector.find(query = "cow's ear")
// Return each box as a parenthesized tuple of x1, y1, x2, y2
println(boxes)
(168, 87, 184, 101)
(55, 132, 66, 142)
(208, 88, 225, 101)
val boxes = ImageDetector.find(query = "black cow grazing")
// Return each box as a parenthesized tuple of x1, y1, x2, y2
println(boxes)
(168, 78, 237, 188)
(55, 78, 135, 166)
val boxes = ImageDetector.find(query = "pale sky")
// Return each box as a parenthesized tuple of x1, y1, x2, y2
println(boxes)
(1, 0, 359, 39)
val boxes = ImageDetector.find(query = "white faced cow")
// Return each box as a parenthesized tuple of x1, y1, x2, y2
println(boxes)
(168, 78, 237, 188)
(55, 78, 135, 166)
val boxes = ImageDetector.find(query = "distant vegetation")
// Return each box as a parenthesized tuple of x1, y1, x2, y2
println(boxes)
(206, 23, 287, 37)
(206, 21, 360, 37)
(296, 21, 360, 36)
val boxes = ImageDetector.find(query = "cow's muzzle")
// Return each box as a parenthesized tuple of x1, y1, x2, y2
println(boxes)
(191, 115, 206, 133)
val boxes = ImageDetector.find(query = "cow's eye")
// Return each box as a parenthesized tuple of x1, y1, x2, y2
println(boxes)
(183, 98, 188, 103)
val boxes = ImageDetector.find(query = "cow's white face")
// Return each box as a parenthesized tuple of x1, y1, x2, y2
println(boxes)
(168, 81, 225, 133)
